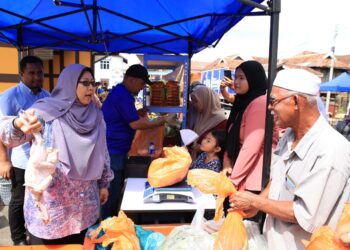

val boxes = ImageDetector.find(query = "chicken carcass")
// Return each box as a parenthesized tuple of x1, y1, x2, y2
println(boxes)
(24, 133, 58, 224)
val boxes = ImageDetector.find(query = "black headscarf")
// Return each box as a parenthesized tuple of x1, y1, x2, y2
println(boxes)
(226, 60, 267, 164)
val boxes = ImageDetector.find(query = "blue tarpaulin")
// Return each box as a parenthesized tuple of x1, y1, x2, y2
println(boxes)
(0, 0, 265, 54)
(320, 72, 350, 92)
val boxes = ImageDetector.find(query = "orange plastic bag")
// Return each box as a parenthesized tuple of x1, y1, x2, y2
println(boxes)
(305, 203, 350, 250)
(187, 169, 248, 250)
(147, 146, 191, 187)
(83, 211, 141, 250)
(129, 125, 164, 158)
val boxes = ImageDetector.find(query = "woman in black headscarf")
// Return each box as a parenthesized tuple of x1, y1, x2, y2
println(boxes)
(223, 60, 278, 192)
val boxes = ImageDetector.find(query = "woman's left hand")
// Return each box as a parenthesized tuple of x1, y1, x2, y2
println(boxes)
(99, 188, 109, 205)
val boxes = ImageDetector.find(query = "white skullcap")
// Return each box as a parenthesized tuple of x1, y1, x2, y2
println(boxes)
(273, 69, 321, 95)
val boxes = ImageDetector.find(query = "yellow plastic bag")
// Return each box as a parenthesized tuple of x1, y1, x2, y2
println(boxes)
(147, 146, 191, 187)
(84, 211, 141, 250)
(187, 169, 248, 250)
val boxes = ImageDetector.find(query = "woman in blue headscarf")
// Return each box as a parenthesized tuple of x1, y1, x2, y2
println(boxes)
(0, 64, 113, 245)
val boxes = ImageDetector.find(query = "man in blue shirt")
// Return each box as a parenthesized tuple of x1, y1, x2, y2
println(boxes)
(101, 64, 166, 219)
(0, 56, 50, 245)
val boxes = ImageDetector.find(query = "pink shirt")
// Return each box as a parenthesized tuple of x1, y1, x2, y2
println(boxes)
(225, 95, 278, 191)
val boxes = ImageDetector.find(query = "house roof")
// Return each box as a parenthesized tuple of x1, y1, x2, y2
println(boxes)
(280, 51, 350, 71)
(202, 54, 268, 71)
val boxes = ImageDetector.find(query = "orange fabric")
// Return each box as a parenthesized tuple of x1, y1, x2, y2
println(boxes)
(187, 169, 248, 250)
(147, 146, 191, 187)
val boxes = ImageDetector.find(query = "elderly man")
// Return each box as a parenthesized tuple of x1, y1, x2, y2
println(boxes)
(229, 69, 350, 250)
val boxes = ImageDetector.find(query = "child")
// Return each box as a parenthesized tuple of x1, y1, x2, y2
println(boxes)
(189, 129, 226, 173)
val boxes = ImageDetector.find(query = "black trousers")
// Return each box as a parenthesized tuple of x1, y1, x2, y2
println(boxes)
(9, 167, 26, 244)
(100, 154, 127, 220)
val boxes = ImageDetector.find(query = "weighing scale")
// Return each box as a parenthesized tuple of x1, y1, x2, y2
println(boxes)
(143, 181, 195, 203)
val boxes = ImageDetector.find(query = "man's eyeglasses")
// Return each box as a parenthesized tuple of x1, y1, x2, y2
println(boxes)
(269, 94, 295, 107)
(78, 80, 99, 87)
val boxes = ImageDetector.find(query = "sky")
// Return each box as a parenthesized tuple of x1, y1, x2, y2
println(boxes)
(192, 0, 350, 62)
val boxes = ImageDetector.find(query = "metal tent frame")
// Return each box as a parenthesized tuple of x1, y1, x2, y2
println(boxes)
(0, 0, 281, 189)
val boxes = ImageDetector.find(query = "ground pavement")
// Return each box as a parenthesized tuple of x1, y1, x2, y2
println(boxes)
(0, 205, 11, 246)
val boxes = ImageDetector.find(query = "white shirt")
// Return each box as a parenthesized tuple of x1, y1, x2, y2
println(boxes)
(265, 116, 350, 250)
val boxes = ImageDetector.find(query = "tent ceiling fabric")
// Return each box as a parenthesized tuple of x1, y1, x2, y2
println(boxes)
(320, 72, 350, 92)
(0, 0, 265, 54)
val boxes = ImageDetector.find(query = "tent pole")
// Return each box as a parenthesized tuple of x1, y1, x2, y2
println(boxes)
(187, 40, 193, 110)
(262, 0, 280, 189)
(325, 27, 338, 115)
(92, 0, 97, 42)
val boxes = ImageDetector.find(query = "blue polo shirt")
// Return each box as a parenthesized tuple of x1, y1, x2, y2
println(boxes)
(102, 83, 139, 155)
(0, 82, 50, 169)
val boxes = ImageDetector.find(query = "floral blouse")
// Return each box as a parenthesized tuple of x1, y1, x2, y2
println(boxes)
(0, 117, 114, 239)
(189, 152, 222, 173)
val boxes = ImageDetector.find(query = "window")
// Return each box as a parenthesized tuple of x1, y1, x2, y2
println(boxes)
(100, 60, 110, 70)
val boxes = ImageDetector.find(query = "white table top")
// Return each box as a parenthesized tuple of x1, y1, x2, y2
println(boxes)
(120, 178, 216, 212)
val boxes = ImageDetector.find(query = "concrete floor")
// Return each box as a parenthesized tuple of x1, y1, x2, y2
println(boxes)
(0, 205, 12, 246)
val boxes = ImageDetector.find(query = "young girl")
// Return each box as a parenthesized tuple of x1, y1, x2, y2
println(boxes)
(189, 129, 226, 173)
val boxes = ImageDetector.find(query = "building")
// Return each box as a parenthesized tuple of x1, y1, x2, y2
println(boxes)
(0, 42, 92, 93)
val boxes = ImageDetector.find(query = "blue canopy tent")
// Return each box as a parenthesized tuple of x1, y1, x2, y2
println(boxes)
(0, 0, 271, 55)
(0, 0, 280, 189)
(320, 72, 350, 116)
(320, 72, 350, 92)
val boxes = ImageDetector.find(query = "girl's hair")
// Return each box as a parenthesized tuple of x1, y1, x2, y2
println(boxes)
(210, 129, 227, 164)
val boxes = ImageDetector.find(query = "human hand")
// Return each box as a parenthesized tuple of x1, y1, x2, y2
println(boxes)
(222, 167, 232, 177)
(203, 218, 225, 234)
(92, 93, 102, 108)
(99, 188, 109, 205)
(14, 109, 42, 134)
(0, 161, 12, 180)
(221, 77, 234, 90)
(137, 107, 149, 117)
(227, 191, 258, 217)
(157, 115, 168, 125)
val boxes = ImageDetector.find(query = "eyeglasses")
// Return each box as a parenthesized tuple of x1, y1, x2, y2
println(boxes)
(269, 94, 294, 107)
(78, 80, 99, 87)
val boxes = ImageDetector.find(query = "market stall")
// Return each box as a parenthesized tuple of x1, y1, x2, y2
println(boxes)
(0, 0, 280, 171)
(0, 0, 280, 248)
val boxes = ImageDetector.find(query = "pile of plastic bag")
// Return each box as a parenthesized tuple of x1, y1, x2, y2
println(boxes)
(148, 146, 191, 187)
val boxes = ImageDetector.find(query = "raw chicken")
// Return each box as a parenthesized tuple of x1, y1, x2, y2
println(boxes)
(24, 133, 58, 224)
